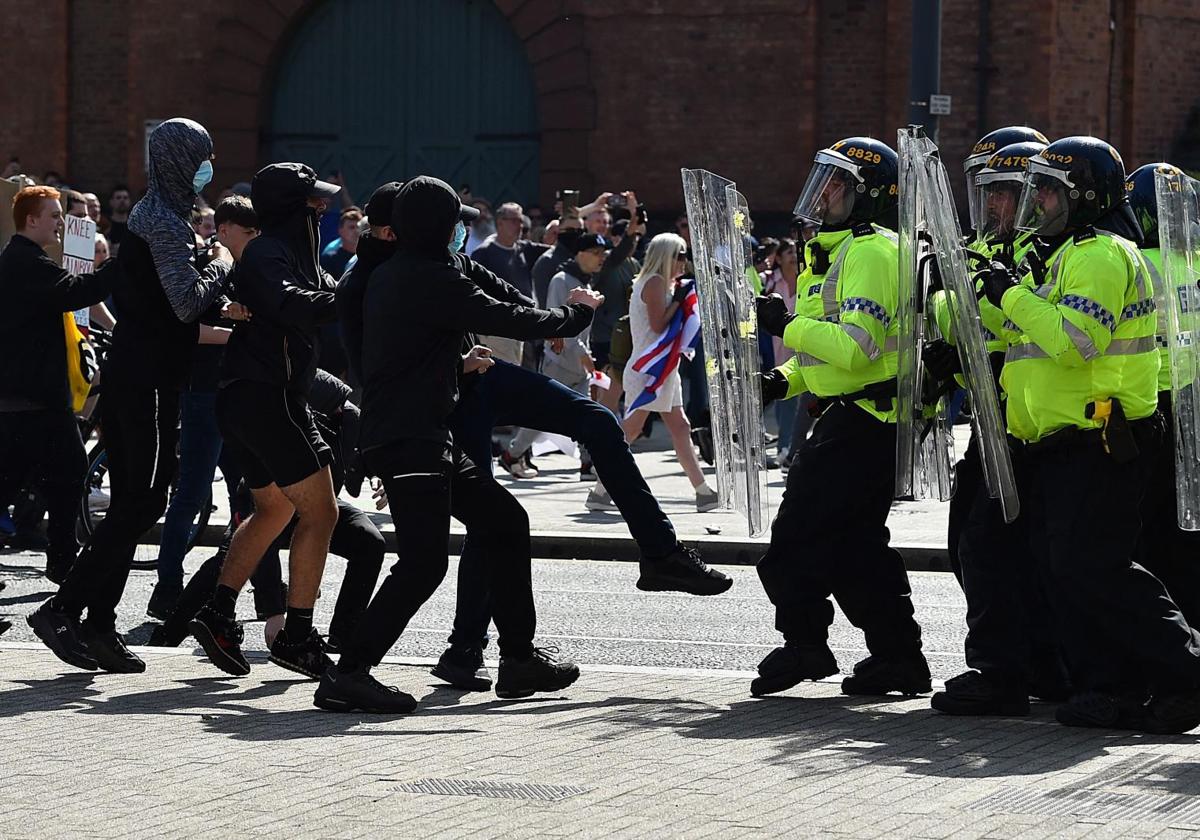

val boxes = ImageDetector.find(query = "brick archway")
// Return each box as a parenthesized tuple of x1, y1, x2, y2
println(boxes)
(205, 0, 592, 204)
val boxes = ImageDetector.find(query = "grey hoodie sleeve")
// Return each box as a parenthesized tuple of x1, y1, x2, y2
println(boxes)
(148, 232, 232, 323)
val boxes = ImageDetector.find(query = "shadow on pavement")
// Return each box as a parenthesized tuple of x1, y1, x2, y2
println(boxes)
(539, 692, 1199, 780)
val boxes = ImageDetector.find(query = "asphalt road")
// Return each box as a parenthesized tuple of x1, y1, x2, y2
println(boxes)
(0, 548, 969, 682)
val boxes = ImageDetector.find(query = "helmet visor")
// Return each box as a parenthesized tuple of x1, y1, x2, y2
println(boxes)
(975, 171, 1024, 240)
(793, 151, 861, 227)
(964, 163, 986, 234)
(1015, 162, 1074, 236)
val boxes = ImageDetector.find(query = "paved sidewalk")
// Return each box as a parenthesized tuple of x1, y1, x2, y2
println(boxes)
(4, 645, 1200, 839)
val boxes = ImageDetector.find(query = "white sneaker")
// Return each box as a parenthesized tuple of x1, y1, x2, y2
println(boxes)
(499, 452, 537, 479)
(88, 485, 111, 511)
(585, 484, 618, 512)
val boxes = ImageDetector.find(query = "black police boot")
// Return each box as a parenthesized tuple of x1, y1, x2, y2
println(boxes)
(314, 665, 417, 714)
(27, 600, 97, 671)
(1055, 690, 1147, 730)
(269, 627, 334, 680)
(495, 647, 580, 699)
(1133, 689, 1200, 735)
(931, 670, 1029, 716)
(146, 580, 183, 621)
(637, 544, 732, 596)
(79, 622, 146, 674)
(751, 643, 839, 697)
(841, 653, 932, 697)
(431, 646, 492, 692)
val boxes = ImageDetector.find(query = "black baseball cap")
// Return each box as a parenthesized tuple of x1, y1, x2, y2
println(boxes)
(365, 181, 404, 226)
(252, 162, 341, 207)
(574, 232, 611, 254)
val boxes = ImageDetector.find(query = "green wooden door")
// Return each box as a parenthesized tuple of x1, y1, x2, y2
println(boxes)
(266, 0, 539, 206)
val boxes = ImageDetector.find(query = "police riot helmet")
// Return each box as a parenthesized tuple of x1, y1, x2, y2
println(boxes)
(1015, 136, 1127, 237)
(964, 127, 1049, 231)
(972, 140, 1047, 240)
(1125, 162, 1183, 248)
(792, 137, 898, 228)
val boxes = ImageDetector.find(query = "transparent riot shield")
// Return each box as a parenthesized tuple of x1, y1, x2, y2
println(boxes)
(680, 169, 769, 536)
(894, 127, 956, 504)
(902, 126, 1020, 522)
(1155, 169, 1200, 530)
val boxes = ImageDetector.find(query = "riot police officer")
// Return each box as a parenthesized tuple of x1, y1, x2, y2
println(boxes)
(928, 138, 1072, 716)
(962, 126, 1049, 244)
(753, 137, 930, 699)
(981, 136, 1200, 732)
(1124, 162, 1200, 626)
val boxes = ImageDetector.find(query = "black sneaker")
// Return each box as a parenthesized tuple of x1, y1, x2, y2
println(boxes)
(79, 623, 146, 674)
(431, 646, 492, 692)
(314, 666, 417, 714)
(841, 654, 932, 697)
(931, 670, 1029, 716)
(188, 605, 250, 676)
(637, 545, 732, 596)
(269, 627, 334, 680)
(26, 600, 97, 671)
(147, 622, 188, 648)
(495, 647, 580, 699)
(751, 643, 839, 697)
(146, 580, 183, 621)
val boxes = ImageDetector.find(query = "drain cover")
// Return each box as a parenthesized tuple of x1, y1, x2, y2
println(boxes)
(396, 778, 588, 802)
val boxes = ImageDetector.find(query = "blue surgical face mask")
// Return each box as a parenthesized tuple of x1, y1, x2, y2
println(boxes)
(450, 220, 467, 253)
(193, 160, 214, 195)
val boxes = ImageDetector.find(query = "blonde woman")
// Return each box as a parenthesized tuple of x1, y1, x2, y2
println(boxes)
(620, 233, 717, 512)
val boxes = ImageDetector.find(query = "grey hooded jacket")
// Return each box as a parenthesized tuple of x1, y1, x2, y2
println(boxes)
(106, 118, 232, 389)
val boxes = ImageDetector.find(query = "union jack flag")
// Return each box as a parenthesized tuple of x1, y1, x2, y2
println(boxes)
(625, 279, 701, 416)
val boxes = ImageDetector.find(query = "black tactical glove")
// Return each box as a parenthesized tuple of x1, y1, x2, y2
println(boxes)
(758, 368, 789, 408)
(981, 260, 1019, 309)
(756, 294, 794, 338)
(922, 339, 961, 382)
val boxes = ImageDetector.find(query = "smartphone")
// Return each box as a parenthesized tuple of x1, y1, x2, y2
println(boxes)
(557, 188, 581, 219)
(607, 193, 627, 208)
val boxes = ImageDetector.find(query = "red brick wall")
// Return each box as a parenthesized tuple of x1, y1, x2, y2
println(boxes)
(3, 0, 1199, 218)
(0, 0, 69, 182)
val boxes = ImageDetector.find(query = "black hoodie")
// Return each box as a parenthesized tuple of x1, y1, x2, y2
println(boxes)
(107, 118, 232, 390)
(358, 176, 595, 451)
(221, 164, 338, 396)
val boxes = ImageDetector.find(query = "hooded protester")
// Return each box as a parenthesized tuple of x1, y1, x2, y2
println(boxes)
(313, 175, 601, 714)
(29, 117, 236, 676)
(189, 162, 345, 681)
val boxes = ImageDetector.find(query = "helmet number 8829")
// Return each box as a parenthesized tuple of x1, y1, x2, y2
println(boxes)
(845, 147, 882, 165)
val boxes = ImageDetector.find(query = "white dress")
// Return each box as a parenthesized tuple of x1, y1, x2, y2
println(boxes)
(624, 273, 684, 413)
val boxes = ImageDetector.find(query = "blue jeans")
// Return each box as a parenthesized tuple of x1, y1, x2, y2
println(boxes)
(156, 390, 231, 586)
(447, 359, 677, 649)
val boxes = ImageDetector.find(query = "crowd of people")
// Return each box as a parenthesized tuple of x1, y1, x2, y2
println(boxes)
(3, 111, 1200, 734)
(0, 117, 730, 713)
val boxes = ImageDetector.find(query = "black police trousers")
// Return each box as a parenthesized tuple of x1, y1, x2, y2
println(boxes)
(343, 440, 536, 668)
(1136, 393, 1200, 626)
(757, 400, 923, 658)
(957, 435, 1066, 689)
(55, 384, 179, 631)
(1025, 419, 1200, 694)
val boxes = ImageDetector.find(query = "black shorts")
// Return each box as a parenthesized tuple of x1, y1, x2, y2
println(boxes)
(216, 380, 332, 489)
